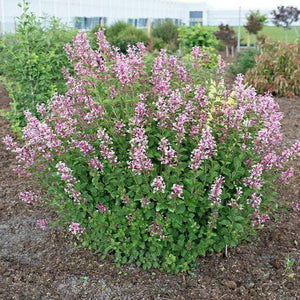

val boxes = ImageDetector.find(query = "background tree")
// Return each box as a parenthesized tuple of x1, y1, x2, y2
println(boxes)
(271, 6, 300, 42)
(214, 23, 237, 56)
(244, 10, 267, 47)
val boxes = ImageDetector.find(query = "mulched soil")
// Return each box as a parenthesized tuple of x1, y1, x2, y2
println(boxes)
(0, 82, 299, 299)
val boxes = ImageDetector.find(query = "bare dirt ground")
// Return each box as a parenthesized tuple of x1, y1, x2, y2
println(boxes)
(0, 82, 299, 299)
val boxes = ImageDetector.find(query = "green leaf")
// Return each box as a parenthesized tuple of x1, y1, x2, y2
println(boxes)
(176, 203, 186, 214)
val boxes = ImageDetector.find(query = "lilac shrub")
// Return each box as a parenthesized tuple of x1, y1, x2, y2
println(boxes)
(4, 30, 300, 272)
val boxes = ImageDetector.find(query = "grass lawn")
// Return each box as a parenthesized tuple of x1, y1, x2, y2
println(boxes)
(207, 25, 300, 45)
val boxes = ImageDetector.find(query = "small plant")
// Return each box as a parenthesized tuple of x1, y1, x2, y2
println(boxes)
(285, 255, 295, 270)
(80, 276, 89, 284)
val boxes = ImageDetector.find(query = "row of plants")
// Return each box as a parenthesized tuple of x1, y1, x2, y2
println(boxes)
(97, 5, 299, 53)
(3, 27, 300, 272)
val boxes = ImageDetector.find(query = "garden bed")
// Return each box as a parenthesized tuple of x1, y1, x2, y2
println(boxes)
(0, 82, 299, 299)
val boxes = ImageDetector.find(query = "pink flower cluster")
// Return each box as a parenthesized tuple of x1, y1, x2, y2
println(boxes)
(151, 176, 166, 193)
(279, 168, 294, 183)
(140, 197, 150, 207)
(228, 187, 243, 210)
(248, 193, 262, 209)
(69, 222, 84, 235)
(37, 219, 48, 230)
(114, 121, 126, 136)
(128, 103, 153, 174)
(250, 209, 270, 226)
(72, 140, 94, 156)
(243, 164, 263, 190)
(149, 219, 167, 240)
(56, 162, 83, 203)
(97, 129, 118, 164)
(96, 202, 107, 213)
(19, 191, 39, 205)
(112, 43, 146, 89)
(209, 176, 225, 206)
(128, 126, 153, 174)
(291, 202, 300, 212)
(3, 135, 17, 150)
(172, 112, 190, 143)
(169, 184, 184, 199)
(88, 157, 103, 171)
(190, 127, 216, 171)
(158, 138, 177, 166)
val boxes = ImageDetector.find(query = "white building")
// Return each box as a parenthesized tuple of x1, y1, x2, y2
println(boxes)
(1, 1, 297, 34)
(1, 0, 209, 33)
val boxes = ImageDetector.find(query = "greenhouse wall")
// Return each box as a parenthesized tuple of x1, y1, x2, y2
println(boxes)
(0, 0, 207, 33)
(1, 1, 299, 34)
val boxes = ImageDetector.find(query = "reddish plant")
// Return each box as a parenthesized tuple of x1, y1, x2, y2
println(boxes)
(245, 41, 300, 97)
(214, 24, 237, 47)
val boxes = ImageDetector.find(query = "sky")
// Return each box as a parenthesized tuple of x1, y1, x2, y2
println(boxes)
(175, 0, 300, 10)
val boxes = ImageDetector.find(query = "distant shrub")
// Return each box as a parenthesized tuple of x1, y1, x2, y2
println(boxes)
(104, 21, 149, 53)
(151, 19, 179, 50)
(0, 3, 76, 129)
(245, 41, 300, 97)
(178, 26, 217, 49)
(230, 48, 259, 75)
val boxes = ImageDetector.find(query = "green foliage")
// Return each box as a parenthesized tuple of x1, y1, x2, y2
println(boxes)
(9, 30, 294, 273)
(245, 41, 300, 97)
(0, 1, 76, 128)
(230, 48, 259, 75)
(285, 255, 295, 270)
(104, 21, 149, 53)
(178, 25, 217, 49)
(151, 19, 179, 50)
